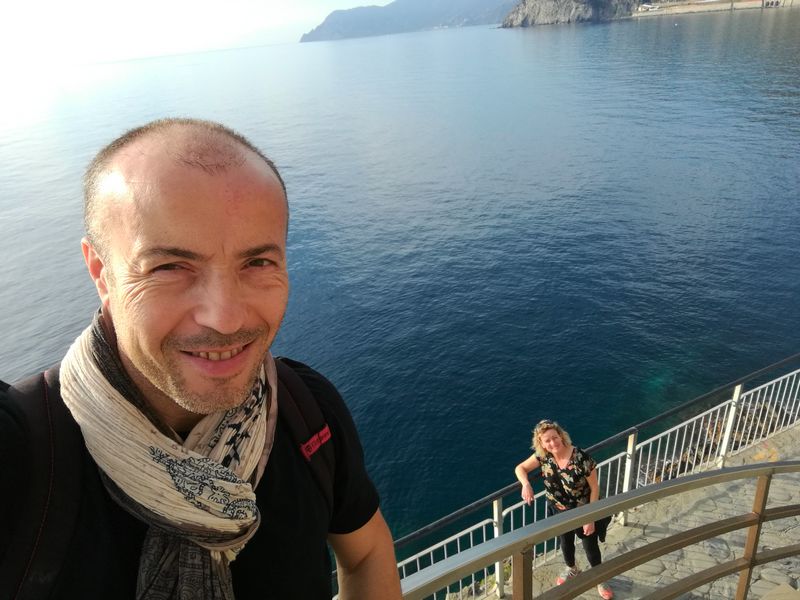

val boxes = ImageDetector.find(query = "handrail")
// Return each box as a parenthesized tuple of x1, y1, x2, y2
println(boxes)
(394, 351, 800, 550)
(400, 460, 800, 599)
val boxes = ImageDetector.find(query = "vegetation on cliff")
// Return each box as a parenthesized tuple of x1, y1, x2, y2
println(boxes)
(300, 0, 517, 42)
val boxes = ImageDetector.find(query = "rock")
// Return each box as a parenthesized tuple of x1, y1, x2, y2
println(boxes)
(502, 0, 639, 27)
(759, 567, 795, 586)
(703, 538, 732, 561)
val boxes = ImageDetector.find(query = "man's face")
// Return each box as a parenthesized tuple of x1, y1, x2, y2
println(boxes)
(85, 146, 289, 418)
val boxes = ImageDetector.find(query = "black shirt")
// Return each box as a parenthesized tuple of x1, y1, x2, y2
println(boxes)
(0, 361, 379, 599)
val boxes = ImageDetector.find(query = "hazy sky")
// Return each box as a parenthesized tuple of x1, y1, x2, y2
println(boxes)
(2, 0, 392, 65)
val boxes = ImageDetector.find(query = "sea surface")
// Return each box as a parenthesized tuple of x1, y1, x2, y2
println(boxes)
(1, 9, 799, 538)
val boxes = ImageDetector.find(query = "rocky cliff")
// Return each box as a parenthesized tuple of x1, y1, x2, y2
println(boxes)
(301, 0, 517, 43)
(502, 0, 638, 27)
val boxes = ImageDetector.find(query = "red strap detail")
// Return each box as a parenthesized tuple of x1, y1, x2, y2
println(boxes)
(300, 424, 332, 461)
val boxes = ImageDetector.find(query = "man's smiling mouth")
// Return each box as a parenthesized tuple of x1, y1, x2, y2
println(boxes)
(187, 346, 246, 361)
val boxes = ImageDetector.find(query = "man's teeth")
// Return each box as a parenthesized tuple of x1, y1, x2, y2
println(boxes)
(191, 347, 244, 361)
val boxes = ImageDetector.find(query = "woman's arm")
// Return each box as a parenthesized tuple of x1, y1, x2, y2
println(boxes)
(582, 468, 600, 535)
(514, 454, 540, 505)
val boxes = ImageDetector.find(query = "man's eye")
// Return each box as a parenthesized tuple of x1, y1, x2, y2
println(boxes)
(152, 263, 182, 272)
(247, 258, 275, 268)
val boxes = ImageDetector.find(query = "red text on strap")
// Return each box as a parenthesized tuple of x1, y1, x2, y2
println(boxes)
(301, 424, 332, 461)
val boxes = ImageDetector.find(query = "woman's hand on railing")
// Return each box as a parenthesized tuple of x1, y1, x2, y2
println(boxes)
(521, 482, 535, 505)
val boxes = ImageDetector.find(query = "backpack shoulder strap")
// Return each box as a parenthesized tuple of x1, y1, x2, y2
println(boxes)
(274, 358, 335, 513)
(0, 367, 83, 600)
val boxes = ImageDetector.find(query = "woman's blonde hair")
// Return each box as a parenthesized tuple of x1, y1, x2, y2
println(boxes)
(531, 419, 572, 459)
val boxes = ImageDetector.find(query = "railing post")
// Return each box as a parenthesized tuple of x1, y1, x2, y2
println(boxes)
(492, 498, 505, 598)
(512, 547, 532, 600)
(717, 384, 743, 468)
(619, 430, 638, 526)
(735, 473, 772, 600)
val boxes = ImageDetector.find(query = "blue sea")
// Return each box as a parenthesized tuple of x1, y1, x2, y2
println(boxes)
(1, 9, 799, 538)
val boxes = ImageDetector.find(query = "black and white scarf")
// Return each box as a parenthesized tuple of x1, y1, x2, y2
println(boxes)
(60, 315, 278, 599)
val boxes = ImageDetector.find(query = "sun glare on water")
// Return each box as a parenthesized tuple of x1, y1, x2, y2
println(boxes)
(0, 0, 336, 131)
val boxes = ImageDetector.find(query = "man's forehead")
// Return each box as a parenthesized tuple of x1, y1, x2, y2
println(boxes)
(95, 169, 135, 203)
(94, 135, 182, 203)
(96, 136, 281, 204)
(106, 132, 219, 180)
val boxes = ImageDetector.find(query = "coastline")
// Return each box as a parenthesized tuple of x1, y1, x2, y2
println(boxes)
(632, 0, 795, 18)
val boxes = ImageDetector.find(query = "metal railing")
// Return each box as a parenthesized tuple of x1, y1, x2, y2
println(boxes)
(401, 461, 800, 599)
(397, 519, 497, 594)
(393, 353, 800, 599)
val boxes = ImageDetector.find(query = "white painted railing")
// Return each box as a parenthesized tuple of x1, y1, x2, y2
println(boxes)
(728, 370, 800, 455)
(392, 359, 800, 600)
(397, 519, 495, 589)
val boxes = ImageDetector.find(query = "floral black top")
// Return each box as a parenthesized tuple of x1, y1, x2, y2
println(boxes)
(540, 447, 596, 511)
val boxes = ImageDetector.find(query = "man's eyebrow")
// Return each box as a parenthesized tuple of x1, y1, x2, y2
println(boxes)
(135, 244, 284, 262)
(136, 247, 208, 261)
(238, 244, 284, 259)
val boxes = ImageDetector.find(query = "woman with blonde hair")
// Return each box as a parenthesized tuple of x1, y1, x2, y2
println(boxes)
(514, 420, 613, 599)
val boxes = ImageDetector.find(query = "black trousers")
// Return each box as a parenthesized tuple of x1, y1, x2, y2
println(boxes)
(547, 503, 603, 568)
(559, 528, 602, 568)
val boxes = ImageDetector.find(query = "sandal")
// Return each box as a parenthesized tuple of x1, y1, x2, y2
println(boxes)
(555, 565, 580, 585)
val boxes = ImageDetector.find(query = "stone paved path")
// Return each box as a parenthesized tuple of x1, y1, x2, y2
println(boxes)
(511, 425, 800, 599)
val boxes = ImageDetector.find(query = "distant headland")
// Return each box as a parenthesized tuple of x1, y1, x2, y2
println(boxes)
(301, 0, 793, 42)
(300, 0, 517, 42)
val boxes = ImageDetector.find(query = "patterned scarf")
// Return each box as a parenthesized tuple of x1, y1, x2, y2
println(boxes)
(59, 315, 278, 599)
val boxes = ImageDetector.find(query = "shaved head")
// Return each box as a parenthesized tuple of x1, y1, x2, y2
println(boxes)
(84, 118, 286, 258)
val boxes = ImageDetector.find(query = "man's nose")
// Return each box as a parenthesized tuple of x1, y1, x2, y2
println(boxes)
(193, 273, 247, 335)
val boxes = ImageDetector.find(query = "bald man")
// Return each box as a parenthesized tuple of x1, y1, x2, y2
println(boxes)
(0, 119, 400, 600)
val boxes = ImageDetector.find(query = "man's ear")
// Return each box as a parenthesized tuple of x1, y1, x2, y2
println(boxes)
(82, 237, 112, 310)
